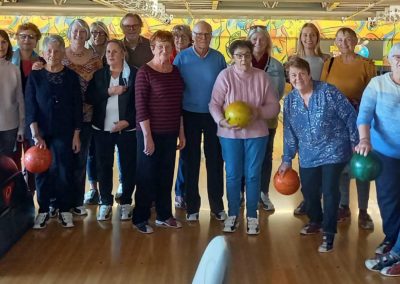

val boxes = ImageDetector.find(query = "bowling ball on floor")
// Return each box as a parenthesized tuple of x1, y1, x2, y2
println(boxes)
(224, 101, 252, 128)
(274, 169, 300, 195)
(350, 151, 382, 182)
(24, 146, 52, 174)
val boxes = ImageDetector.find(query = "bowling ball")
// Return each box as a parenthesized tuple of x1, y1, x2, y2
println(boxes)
(0, 155, 19, 188)
(224, 101, 252, 128)
(24, 146, 52, 174)
(274, 169, 300, 195)
(350, 151, 382, 182)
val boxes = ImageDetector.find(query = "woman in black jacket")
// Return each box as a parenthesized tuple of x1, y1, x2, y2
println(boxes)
(86, 39, 137, 222)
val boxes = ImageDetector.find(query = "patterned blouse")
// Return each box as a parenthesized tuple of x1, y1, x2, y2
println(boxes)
(282, 80, 358, 168)
(62, 53, 103, 122)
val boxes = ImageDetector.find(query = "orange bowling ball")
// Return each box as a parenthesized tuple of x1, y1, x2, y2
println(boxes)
(24, 146, 52, 174)
(224, 101, 252, 128)
(273, 169, 300, 195)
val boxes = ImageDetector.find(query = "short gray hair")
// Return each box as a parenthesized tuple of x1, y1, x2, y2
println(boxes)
(42, 35, 65, 51)
(388, 43, 400, 60)
(67, 19, 90, 41)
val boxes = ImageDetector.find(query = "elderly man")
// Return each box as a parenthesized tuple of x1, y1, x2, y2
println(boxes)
(173, 21, 227, 222)
(120, 13, 153, 68)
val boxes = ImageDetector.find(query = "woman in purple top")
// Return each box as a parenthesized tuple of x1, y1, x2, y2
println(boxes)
(209, 40, 280, 235)
(132, 31, 185, 234)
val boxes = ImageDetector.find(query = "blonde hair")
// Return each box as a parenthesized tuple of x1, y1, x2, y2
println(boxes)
(296, 23, 324, 58)
(247, 26, 272, 56)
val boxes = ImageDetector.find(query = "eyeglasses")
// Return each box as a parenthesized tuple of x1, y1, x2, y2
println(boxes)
(233, 53, 252, 59)
(91, 31, 106, 37)
(193, 31, 212, 38)
(122, 24, 141, 30)
(17, 34, 36, 40)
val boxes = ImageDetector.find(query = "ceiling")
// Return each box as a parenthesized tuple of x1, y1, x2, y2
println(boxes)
(0, 0, 398, 21)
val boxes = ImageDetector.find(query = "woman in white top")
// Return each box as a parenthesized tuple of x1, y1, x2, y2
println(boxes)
(0, 30, 24, 156)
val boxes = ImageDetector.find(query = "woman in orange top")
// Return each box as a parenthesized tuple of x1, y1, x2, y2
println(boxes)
(320, 27, 376, 230)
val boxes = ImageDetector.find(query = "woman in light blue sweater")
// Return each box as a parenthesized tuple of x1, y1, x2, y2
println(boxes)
(358, 43, 400, 277)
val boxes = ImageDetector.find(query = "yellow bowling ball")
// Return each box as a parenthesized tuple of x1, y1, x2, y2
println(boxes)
(224, 101, 252, 128)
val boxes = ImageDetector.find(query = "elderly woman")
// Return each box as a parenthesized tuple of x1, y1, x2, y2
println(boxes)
(358, 43, 400, 276)
(83, 21, 110, 205)
(246, 25, 285, 211)
(0, 30, 24, 156)
(171, 24, 192, 209)
(25, 35, 82, 229)
(132, 31, 185, 234)
(279, 56, 358, 252)
(293, 23, 330, 215)
(210, 40, 280, 235)
(86, 40, 137, 221)
(63, 19, 103, 216)
(321, 27, 376, 229)
(11, 23, 43, 192)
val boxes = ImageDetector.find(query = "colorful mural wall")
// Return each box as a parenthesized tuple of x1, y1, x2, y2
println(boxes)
(1, 16, 400, 64)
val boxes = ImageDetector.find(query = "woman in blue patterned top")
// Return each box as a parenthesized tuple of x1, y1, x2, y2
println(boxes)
(278, 56, 358, 253)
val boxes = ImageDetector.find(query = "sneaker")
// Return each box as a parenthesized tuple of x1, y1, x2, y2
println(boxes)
(260, 192, 275, 211)
(155, 217, 182, 229)
(186, 212, 199, 222)
(381, 262, 400, 277)
(337, 206, 351, 222)
(211, 211, 227, 221)
(58, 212, 74, 228)
(97, 205, 112, 221)
(247, 217, 260, 235)
(134, 222, 154, 234)
(358, 212, 374, 230)
(71, 206, 87, 216)
(175, 196, 186, 209)
(376, 241, 394, 255)
(365, 252, 400, 272)
(223, 216, 239, 233)
(294, 201, 306, 216)
(84, 189, 99, 205)
(318, 234, 334, 253)
(115, 183, 123, 202)
(49, 206, 58, 218)
(33, 212, 50, 229)
(119, 204, 132, 221)
(300, 223, 322, 235)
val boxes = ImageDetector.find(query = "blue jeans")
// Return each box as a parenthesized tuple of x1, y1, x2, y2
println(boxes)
(375, 151, 400, 244)
(174, 154, 185, 198)
(86, 136, 97, 183)
(220, 136, 268, 218)
(300, 162, 346, 235)
(339, 164, 370, 210)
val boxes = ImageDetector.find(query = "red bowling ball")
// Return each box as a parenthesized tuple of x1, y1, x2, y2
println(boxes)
(24, 146, 52, 174)
(274, 169, 300, 195)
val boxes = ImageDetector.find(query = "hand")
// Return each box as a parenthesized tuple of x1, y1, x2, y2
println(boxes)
(17, 133, 24, 142)
(278, 162, 292, 176)
(108, 86, 128, 96)
(32, 61, 44, 71)
(177, 132, 186, 150)
(143, 134, 155, 156)
(219, 118, 241, 130)
(355, 139, 371, 156)
(111, 120, 129, 133)
(33, 136, 46, 149)
(72, 134, 81, 153)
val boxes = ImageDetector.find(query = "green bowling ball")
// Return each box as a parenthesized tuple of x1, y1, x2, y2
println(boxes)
(350, 151, 382, 182)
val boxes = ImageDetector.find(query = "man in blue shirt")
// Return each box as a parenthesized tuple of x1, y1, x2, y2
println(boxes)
(174, 21, 227, 222)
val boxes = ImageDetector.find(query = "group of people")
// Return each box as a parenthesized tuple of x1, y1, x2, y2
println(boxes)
(1, 14, 399, 276)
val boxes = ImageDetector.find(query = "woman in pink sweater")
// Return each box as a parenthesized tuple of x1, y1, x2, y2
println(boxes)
(209, 40, 280, 235)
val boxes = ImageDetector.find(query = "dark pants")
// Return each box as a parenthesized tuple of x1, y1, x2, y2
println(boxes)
(375, 151, 400, 243)
(93, 129, 136, 206)
(12, 139, 35, 192)
(181, 111, 224, 215)
(174, 154, 185, 198)
(36, 135, 74, 213)
(260, 128, 276, 194)
(0, 128, 17, 156)
(72, 122, 92, 207)
(300, 163, 346, 235)
(132, 132, 177, 224)
(86, 135, 97, 183)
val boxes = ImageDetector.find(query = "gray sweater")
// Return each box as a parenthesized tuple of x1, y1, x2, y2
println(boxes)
(0, 58, 24, 135)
